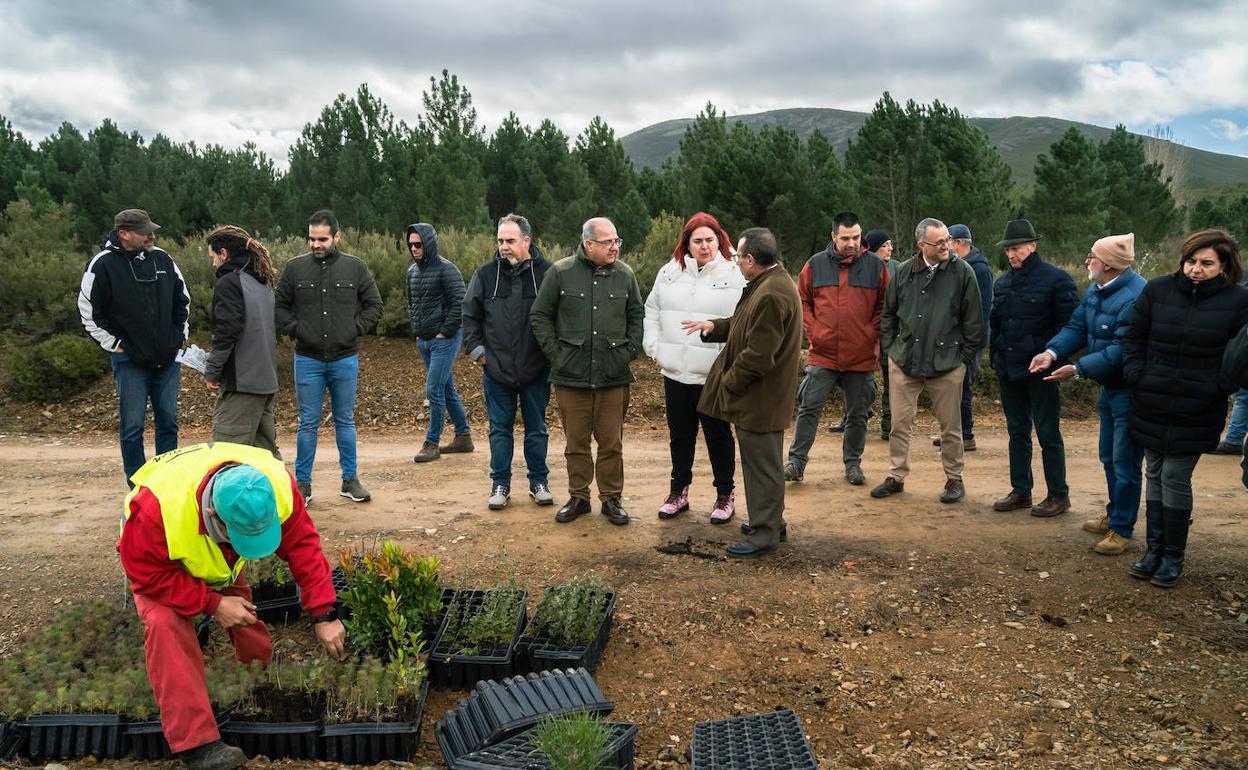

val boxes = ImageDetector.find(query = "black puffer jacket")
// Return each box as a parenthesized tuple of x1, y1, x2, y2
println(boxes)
(989, 252, 1079, 381)
(404, 223, 465, 340)
(462, 246, 552, 389)
(1122, 272, 1248, 454)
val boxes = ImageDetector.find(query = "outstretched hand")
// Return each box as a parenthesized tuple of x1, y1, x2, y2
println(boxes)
(681, 320, 714, 336)
(1028, 350, 1055, 374)
(1044, 364, 1078, 382)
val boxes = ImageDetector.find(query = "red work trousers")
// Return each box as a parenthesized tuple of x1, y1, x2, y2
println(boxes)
(132, 581, 273, 753)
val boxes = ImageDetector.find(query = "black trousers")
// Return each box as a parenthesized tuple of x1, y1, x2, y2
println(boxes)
(664, 377, 736, 495)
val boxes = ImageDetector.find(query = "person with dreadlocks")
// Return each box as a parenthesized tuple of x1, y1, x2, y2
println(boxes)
(205, 226, 280, 457)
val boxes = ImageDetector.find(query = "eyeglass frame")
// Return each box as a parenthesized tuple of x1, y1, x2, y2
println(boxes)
(586, 237, 624, 248)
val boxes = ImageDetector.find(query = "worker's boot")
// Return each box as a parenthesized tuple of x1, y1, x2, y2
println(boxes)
(180, 740, 246, 770)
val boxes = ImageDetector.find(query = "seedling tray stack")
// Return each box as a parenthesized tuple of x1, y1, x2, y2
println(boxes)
(429, 588, 528, 689)
(455, 721, 638, 770)
(518, 591, 617, 674)
(23, 714, 127, 761)
(690, 709, 819, 770)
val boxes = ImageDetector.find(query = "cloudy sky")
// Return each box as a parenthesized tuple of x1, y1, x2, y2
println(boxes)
(3, 0, 1247, 166)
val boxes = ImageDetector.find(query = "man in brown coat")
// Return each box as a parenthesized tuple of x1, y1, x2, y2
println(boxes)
(683, 228, 804, 557)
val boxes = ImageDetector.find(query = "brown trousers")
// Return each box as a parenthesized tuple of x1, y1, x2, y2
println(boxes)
(887, 362, 965, 481)
(553, 384, 629, 501)
(736, 426, 786, 548)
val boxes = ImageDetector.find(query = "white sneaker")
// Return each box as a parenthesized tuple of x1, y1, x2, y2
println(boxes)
(529, 483, 555, 506)
(488, 485, 510, 510)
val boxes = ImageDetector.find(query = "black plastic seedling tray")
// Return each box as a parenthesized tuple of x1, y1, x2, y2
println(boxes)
(454, 721, 637, 770)
(519, 591, 617, 674)
(23, 713, 127, 761)
(220, 719, 321, 760)
(429, 588, 528, 689)
(319, 680, 430, 764)
(690, 708, 819, 770)
(125, 708, 235, 761)
(0, 721, 26, 761)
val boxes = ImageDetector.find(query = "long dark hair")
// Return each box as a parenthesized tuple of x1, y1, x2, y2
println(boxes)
(206, 225, 277, 287)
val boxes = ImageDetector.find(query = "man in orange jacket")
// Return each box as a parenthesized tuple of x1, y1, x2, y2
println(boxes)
(119, 442, 344, 770)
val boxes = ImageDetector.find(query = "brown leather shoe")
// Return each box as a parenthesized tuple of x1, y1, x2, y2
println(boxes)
(939, 478, 965, 503)
(870, 477, 904, 498)
(413, 441, 440, 463)
(992, 490, 1032, 512)
(554, 496, 591, 523)
(1031, 495, 1071, 518)
(439, 432, 475, 454)
(601, 496, 630, 525)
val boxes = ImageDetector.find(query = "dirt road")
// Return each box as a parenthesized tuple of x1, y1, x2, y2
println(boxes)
(0, 422, 1245, 769)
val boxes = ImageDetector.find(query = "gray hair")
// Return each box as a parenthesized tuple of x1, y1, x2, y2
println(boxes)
(498, 213, 531, 238)
(914, 217, 947, 244)
(581, 217, 613, 242)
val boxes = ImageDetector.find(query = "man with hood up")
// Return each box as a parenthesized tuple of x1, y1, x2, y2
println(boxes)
(405, 222, 474, 464)
(932, 224, 994, 451)
(462, 214, 555, 510)
(79, 209, 190, 486)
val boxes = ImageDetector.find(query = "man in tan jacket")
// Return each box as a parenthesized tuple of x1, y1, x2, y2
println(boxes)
(684, 228, 804, 557)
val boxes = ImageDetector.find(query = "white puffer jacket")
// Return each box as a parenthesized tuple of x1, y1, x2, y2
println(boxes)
(643, 256, 746, 384)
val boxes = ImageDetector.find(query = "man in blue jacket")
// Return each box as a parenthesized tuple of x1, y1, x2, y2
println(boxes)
(1030, 233, 1146, 554)
(79, 209, 189, 486)
(989, 220, 1079, 518)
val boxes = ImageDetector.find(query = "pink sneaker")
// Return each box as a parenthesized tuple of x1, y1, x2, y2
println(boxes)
(657, 487, 690, 519)
(710, 492, 736, 524)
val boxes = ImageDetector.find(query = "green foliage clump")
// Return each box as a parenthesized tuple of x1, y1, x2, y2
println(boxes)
(246, 554, 292, 587)
(7, 333, 110, 401)
(528, 571, 612, 646)
(533, 712, 613, 770)
(441, 564, 526, 655)
(339, 543, 441, 658)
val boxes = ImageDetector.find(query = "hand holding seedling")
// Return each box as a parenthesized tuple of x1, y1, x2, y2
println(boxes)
(316, 619, 347, 660)
(215, 595, 258, 628)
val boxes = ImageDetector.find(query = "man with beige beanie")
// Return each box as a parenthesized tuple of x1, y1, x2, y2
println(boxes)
(1029, 233, 1147, 554)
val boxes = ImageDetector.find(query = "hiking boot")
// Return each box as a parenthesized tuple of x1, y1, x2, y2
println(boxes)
(992, 490, 1032, 512)
(1031, 494, 1071, 518)
(827, 419, 846, 433)
(297, 480, 312, 505)
(339, 476, 371, 502)
(1094, 531, 1131, 555)
(939, 478, 965, 503)
(710, 492, 736, 524)
(555, 496, 592, 523)
(601, 496, 630, 525)
(1212, 441, 1243, 455)
(870, 477, 904, 498)
(783, 462, 804, 482)
(1083, 513, 1110, 534)
(440, 432, 475, 454)
(529, 483, 555, 506)
(845, 465, 866, 486)
(657, 487, 690, 519)
(488, 485, 510, 510)
(180, 740, 246, 770)
(932, 437, 976, 451)
(414, 441, 440, 463)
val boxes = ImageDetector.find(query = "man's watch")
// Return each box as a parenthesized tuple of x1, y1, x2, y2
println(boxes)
(1071, 367, 1082, 380)
(312, 608, 339, 624)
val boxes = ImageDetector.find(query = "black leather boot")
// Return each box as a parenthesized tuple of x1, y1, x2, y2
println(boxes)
(1150, 507, 1191, 588)
(1128, 499, 1165, 579)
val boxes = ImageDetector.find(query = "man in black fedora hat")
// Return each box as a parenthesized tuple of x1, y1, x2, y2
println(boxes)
(988, 219, 1079, 518)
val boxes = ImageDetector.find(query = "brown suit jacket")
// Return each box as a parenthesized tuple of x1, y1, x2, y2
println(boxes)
(697, 265, 803, 433)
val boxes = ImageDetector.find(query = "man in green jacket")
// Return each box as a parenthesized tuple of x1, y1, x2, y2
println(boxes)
(686, 228, 804, 558)
(871, 217, 983, 504)
(530, 217, 644, 525)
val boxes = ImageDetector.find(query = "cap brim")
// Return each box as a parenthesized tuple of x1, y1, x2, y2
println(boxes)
(995, 236, 1039, 248)
(230, 523, 281, 560)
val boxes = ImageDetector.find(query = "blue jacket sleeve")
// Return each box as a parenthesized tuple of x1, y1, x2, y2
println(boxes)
(1075, 293, 1138, 381)
(1045, 290, 1091, 359)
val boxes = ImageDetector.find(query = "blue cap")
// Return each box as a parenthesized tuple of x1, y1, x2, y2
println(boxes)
(948, 224, 972, 241)
(212, 465, 280, 559)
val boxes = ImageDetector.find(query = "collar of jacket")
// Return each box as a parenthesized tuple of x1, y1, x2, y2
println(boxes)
(216, 253, 254, 279)
(682, 254, 733, 273)
(576, 245, 616, 273)
(314, 248, 341, 263)
(910, 255, 952, 273)
(822, 244, 861, 267)
(412, 252, 443, 268)
(1175, 271, 1229, 296)
(1011, 251, 1044, 274)
(1096, 267, 1137, 297)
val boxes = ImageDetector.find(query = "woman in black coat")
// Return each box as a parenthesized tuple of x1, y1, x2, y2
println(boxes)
(1121, 229, 1248, 587)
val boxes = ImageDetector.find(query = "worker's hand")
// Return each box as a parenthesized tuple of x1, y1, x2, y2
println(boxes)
(315, 619, 347, 660)
(478, 356, 487, 367)
(205, 380, 220, 391)
(1028, 350, 1055, 374)
(681, 320, 714, 336)
(1044, 364, 1078, 382)
(214, 595, 258, 629)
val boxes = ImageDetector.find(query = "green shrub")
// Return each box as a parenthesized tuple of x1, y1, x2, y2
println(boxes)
(533, 711, 613, 770)
(7, 333, 110, 401)
(528, 571, 611, 646)
(338, 543, 441, 658)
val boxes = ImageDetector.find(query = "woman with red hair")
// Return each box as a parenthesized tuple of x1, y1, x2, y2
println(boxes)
(643, 212, 746, 522)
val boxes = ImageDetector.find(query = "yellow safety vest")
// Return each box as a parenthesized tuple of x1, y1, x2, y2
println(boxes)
(122, 442, 294, 589)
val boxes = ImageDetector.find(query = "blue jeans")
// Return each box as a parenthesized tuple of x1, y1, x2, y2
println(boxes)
(483, 370, 550, 488)
(417, 333, 469, 444)
(294, 353, 358, 483)
(1098, 388, 1144, 537)
(1223, 388, 1248, 445)
(111, 352, 180, 486)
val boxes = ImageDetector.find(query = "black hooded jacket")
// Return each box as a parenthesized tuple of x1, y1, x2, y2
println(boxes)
(462, 245, 553, 389)
(403, 223, 465, 340)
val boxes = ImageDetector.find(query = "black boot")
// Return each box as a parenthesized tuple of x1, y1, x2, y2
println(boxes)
(1150, 507, 1192, 588)
(1128, 500, 1165, 579)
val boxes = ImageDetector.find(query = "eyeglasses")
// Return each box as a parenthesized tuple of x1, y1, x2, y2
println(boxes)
(921, 238, 950, 247)
(408, 242, 423, 250)
(587, 237, 623, 248)
(127, 255, 161, 283)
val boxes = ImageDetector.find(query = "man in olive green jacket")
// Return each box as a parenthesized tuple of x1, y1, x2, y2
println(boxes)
(871, 217, 983, 504)
(530, 217, 644, 526)
(687, 228, 803, 558)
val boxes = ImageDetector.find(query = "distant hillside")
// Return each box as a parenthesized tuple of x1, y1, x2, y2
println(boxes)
(620, 108, 1248, 191)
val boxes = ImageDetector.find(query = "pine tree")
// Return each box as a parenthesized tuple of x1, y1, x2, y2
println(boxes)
(1026, 127, 1108, 256)
(1099, 125, 1177, 248)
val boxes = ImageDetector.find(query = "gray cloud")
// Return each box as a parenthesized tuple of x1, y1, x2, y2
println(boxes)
(3, 0, 1246, 165)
